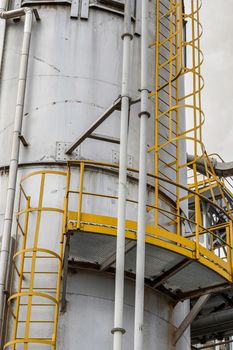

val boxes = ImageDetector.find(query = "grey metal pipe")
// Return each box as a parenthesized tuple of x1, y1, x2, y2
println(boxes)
(0, 7, 33, 334)
(133, 0, 150, 349)
(112, 1, 132, 350)
(0, 8, 30, 18)
(0, 0, 9, 73)
(187, 154, 233, 178)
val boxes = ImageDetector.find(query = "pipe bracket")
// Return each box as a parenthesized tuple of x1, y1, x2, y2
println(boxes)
(138, 111, 150, 118)
(111, 327, 126, 335)
(121, 32, 133, 40)
(138, 88, 151, 93)
(120, 94, 131, 100)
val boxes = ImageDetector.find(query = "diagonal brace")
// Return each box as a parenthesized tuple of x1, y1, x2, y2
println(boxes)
(66, 97, 121, 154)
(174, 294, 210, 345)
(100, 240, 136, 271)
(65, 95, 140, 155)
(151, 258, 191, 289)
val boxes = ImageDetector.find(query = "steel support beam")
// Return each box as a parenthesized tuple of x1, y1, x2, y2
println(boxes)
(66, 97, 121, 154)
(177, 283, 232, 301)
(150, 258, 191, 289)
(19, 134, 28, 147)
(196, 339, 233, 350)
(174, 294, 210, 345)
(61, 234, 70, 313)
(66, 96, 140, 155)
(100, 240, 136, 271)
(87, 133, 120, 144)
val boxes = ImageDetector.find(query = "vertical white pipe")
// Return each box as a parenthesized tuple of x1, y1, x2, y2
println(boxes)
(0, 0, 9, 73)
(230, 337, 233, 350)
(0, 8, 33, 331)
(112, 1, 132, 350)
(133, 0, 150, 349)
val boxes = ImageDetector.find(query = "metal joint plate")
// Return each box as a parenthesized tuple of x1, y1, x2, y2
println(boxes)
(56, 142, 80, 161)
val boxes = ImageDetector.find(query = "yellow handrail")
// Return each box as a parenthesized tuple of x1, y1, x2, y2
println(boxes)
(4, 159, 233, 348)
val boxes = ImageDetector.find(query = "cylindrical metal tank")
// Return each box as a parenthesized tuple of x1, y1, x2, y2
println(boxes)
(0, 1, 190, 349)
(58, 270, 190, 350)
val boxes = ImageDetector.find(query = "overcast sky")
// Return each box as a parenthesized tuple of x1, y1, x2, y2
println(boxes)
(200, 1, 233, 161)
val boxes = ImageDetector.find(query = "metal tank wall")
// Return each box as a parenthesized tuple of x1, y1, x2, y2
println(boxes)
(0, 1, 190, 349)
(58, 270, 190, 350)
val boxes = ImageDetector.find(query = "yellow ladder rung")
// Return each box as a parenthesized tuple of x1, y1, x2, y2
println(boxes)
(158, 30, 179, 47)
(159, 54, 179, 69)
(158, 108, 178, 119)
(23, 271, 59, 274)
(18, 320, 54, 323)
(166, 160, 177, 167)
(19, 303, 55, 307)
(159, 5, 178, 21)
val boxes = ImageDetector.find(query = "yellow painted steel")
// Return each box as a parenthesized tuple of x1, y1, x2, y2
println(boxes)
(4, 170, 66, 349)
(65, 160, 233, 281)
(152, 0, 233, 255)
(4, 160, 233, 348)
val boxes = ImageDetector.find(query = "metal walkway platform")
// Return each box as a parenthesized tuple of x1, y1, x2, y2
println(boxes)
(67, 223, 232, 301)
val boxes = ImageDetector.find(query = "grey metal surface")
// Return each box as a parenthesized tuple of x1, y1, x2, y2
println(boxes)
(125, 244, 185, 278)
(69, 232, 118, 264)
(187, 154, 233, 178)
(166, 262, 226, 293)
(57, 269, 190, 350)
(69, 231, 228, 295)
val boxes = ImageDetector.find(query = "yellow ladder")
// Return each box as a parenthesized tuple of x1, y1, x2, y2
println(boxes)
(3, 170, 67, 349)
(151, 0, 232, 251)
(150, 0, 183, 234)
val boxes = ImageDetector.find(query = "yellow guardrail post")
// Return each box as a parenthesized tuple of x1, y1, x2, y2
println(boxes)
(11, 195, 30, 350)
(77, 162, 85, 230)
(230, 221, 233, 279)
(226, 225, 231, 275)
(65, 164, 71, 232)
(195, 196, 200, 259)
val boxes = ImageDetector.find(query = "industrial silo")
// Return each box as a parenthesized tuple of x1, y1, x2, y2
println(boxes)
(0, 0, 232, 349)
